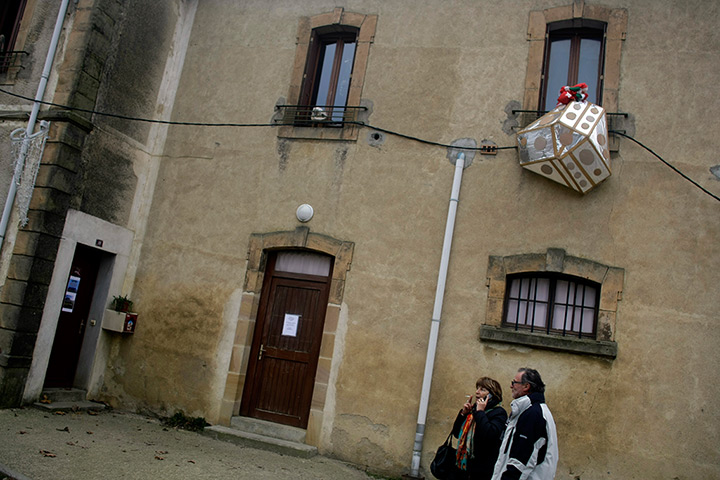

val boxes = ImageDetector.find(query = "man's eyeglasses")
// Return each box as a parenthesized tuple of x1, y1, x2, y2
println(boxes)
(511, 380, 525, 386)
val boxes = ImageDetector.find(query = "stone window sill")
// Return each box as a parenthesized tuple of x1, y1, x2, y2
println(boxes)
(276, 124, 360, 141)
(479, 325, 617, 359)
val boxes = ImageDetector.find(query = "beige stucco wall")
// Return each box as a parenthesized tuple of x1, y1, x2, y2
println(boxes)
(96, 1, 720, 478)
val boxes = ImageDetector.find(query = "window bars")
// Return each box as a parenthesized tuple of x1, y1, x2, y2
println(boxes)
(275, 104, 366, 127)
(513, 109, 627, 134)
(0, 50, 27, 72)
(0, 32, 28, 73)
(504, 274, 599, 339)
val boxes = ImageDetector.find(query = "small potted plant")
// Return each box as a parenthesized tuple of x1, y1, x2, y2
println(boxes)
(111, 295, 134, 313)
(103, 294, 138, 333)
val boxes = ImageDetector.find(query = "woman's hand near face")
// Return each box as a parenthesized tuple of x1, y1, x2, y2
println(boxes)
(476, 394, 488, 412)
(461, 397, 474, 415)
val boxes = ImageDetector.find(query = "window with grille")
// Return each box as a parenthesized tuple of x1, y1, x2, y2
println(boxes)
(504, 273, 599, 338)
(540, 19, 606, 111)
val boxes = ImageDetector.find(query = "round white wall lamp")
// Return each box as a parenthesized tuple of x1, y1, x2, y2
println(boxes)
(296, 204, 314, 222)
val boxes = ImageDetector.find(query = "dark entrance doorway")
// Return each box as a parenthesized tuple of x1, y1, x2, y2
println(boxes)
(44, 244, 102, 388)
(240, 250, 333, 428)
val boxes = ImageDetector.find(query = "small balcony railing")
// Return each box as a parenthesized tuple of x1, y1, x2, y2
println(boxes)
(275, 104, 367, 127)
(512, 108, 628, 134)
(0, 50, 28, 73)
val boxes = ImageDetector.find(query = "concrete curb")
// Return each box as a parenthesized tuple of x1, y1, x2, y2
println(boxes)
(203, 425, 318, 458)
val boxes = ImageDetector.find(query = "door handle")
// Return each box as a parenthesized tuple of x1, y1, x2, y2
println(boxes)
(258, 344, 266, 361)
(78, 319, 86, 335)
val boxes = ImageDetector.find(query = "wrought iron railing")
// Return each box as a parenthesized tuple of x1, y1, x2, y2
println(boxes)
(275, 104, 367, 127)
(512, 108, 628, 134)
(0, 50, 28, 73)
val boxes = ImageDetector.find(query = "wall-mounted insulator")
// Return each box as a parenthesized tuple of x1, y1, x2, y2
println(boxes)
(480, 144, 498, 155)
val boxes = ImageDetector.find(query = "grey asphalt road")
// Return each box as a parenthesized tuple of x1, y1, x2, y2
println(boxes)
(0, 407, 379, 480)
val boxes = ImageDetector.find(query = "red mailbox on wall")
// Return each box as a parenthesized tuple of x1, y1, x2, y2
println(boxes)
(123, 313, 137, 333)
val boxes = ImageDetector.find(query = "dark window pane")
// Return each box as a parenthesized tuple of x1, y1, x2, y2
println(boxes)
(0, 1, 26, 48)
(331, 41, 356, 121)
(578, 38, 602, 103)
(541, 22, 606, 109)
(0, 0, 27, 72)
(545, 38, 571, 108)
(314, 43, 337, 105)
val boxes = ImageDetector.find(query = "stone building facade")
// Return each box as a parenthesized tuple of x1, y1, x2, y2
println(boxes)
(0, 1, 718, 478)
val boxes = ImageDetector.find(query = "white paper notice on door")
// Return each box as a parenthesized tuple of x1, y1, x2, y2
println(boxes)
(282, 314, 300, 337)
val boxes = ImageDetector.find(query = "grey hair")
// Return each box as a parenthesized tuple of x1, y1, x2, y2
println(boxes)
(518, 368, 546, 393)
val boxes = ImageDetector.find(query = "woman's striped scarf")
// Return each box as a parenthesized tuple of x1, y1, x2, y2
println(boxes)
(456, 412, 474, 471)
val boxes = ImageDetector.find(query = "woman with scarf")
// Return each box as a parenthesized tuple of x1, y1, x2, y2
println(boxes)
(451, 377, 507, 480)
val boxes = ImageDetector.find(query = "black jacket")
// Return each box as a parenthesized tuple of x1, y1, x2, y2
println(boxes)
(452, 399, 508, 480)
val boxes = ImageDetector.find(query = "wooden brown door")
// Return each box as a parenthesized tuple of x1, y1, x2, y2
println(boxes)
(241, 251, 332, 428)
(44, 244, 101, 388)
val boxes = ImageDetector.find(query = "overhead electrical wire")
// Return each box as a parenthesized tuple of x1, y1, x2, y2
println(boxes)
(1, 87, 717, 202)
(609, 130, 720, 203)
(0, 87, 288, 128)
(0, 87, 500, 151)
(344, 120, 517, 151)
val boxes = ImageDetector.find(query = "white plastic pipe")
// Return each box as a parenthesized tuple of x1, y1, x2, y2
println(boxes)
(410, 152, 466, 478)
(0, 0, 70, 245)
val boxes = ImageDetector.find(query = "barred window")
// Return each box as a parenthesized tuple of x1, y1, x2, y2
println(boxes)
(504, 274, 599, 338)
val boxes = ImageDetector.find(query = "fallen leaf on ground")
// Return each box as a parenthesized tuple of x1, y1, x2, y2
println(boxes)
(18, 430, 27, 434)
(155, 456, 164, 460)
(54, 411, 66, 416)
(57, 426, 69, 432)
(87, 431, 93, 434)
(188, 460, 196, 464)
(40, 450, 56, 457)
(40, 395, 51, 404)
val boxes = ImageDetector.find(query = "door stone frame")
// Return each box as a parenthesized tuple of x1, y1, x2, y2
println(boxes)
(23, 209, 134, 402)
(218, 227, 353, 447)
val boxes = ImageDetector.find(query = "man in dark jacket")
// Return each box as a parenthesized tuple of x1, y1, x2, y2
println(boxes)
(491, 368, 558, 480)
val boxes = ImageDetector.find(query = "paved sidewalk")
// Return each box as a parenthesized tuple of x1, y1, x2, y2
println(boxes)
(0, 407, 378, 480)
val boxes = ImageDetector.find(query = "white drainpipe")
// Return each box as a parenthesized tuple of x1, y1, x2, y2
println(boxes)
(0, 0, 71, 246)
(410, 152, 466, 478)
